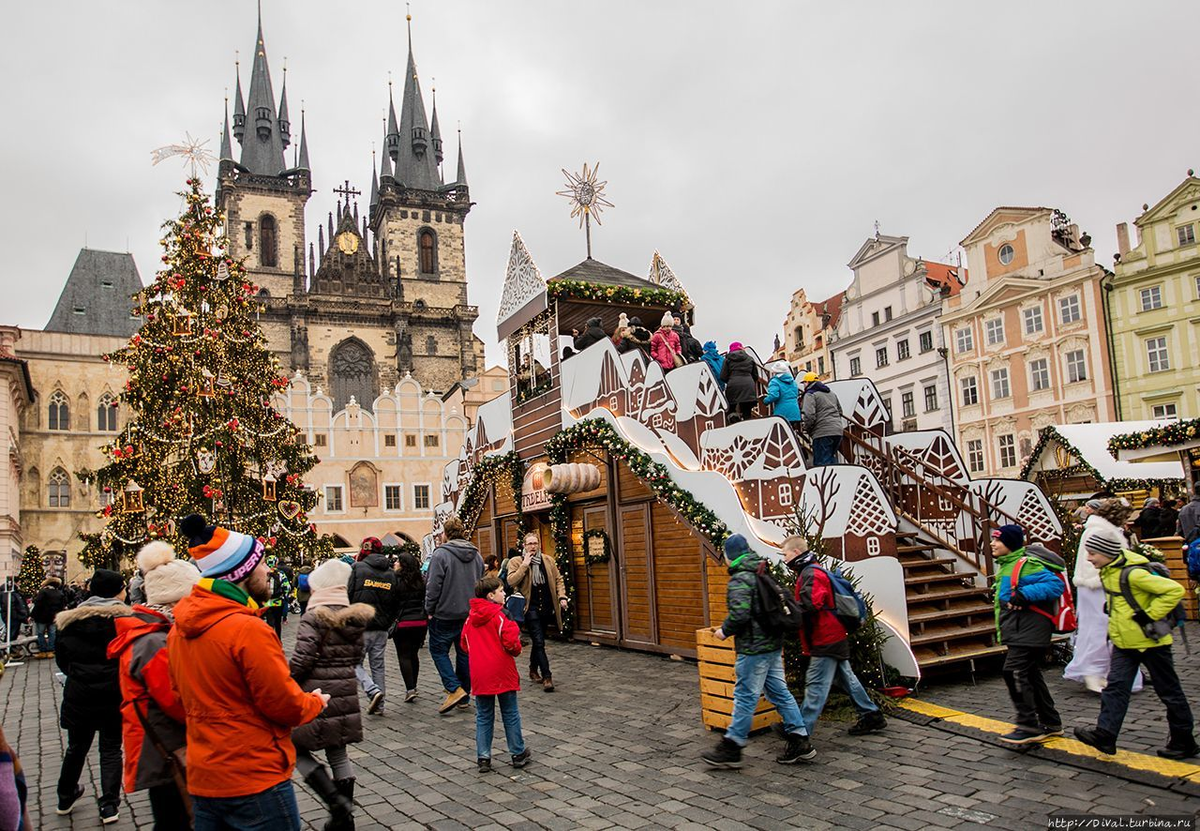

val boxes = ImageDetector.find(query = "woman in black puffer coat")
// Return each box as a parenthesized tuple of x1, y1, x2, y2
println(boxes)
(290, 558, 372, 831)
(720, 342, 760, 423)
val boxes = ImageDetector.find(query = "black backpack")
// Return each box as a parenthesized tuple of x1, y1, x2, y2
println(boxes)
(1118, 562, 1187, 642)
(752, 563, 803, 638)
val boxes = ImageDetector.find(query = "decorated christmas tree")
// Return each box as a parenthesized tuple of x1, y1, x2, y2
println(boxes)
(78, 179, 332, 571)
(15, 546, 45, 596)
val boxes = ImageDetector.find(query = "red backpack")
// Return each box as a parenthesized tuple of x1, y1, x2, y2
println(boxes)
(1012, 555, 1077, 634)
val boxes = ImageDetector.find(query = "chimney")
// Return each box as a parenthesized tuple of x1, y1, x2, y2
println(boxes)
(1116, 223, 1131, 257)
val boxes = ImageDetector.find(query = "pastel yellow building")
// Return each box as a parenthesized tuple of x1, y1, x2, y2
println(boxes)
(1109, 173, 1200, 420)
(781, 288, 843, 379)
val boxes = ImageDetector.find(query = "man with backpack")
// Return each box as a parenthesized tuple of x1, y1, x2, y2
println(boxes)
(782, 537, 886, 737)
(1075, 530, 1197, 759)
(702, 534, 813, 769)
(989, 525, 1066, 746)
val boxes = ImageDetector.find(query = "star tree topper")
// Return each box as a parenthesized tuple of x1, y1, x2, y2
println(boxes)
(557, 162, 614, 259)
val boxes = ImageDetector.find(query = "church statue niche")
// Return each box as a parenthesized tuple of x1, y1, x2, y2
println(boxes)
(398, 332, 414, 374)
(330, 338, 378, 411)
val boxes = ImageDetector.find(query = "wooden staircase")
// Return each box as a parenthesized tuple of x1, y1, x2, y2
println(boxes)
(897, 530, 1005, 670)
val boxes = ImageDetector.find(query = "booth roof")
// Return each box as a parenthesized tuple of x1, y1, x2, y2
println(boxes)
(548, 257, 658, 290)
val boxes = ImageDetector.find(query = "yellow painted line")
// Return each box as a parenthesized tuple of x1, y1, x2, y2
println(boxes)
(897, 698, 1200, 780)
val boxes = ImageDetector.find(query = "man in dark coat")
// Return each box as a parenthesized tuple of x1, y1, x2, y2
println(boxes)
(348, 537, 400, 716)
(572, 317, 608, 352)
(720, 342, 759, 423)
(54, 569, 131, 823)
(32, 577, 68, 656)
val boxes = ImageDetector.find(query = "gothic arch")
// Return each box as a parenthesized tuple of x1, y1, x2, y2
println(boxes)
(418, 227, 438, 275)
(328, 337, 378, 412)
(48, 389, 70, 431)
(259, 213, 279, 268)
(48, 466, 71, 508)
(97, 392, 118, 432)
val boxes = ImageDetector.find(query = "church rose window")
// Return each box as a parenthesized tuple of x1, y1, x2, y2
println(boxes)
(330, 340, 377, 411)
(260, 214, 278, 268)
(419, 229, 437, 274)
(48, 390, 70, 431)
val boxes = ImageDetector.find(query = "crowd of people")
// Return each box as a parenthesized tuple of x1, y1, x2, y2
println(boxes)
(36, 512, 576, 829)
(572, 310, 847, 461)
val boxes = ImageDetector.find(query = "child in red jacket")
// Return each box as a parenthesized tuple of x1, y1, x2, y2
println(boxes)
(461, 577, 530, 773)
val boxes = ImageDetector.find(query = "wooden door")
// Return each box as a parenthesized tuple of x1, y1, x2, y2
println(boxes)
(617, 503, 656, 647)
(579, 505, 616, 634)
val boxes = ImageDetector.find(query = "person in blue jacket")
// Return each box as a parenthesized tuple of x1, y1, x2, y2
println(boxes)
(701, 341, 725, 390)
(762, 362, 802, 432)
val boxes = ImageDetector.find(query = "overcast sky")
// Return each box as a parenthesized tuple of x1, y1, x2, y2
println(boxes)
(2, 2, 1197, 366)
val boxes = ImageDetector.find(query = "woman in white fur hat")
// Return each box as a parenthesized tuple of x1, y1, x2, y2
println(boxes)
(108, 541, 200, 829)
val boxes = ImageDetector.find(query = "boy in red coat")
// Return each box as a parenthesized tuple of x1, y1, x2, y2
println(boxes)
(461, 577, 530, 773)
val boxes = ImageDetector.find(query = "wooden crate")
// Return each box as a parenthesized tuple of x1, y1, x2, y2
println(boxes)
(1145, 536, 1199, 620)
(696, 627, 781, 732)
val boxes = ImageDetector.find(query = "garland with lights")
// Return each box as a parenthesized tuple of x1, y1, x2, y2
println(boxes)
(546, 279, 686, 309)
(1021, 426, 1183, 495)
(1108, 419, 1200, 454)
(582, 528, 612, 565)
(459, 451, 525, 534)
(16, 546, 45, 597)
(76, 179, 334, 571)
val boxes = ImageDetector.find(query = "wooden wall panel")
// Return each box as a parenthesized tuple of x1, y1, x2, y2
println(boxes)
(706, 561, 730, 624)
(568, 509, 590, 633)
(650, 501, 707, 653)
(581, 505, 615, 633)
(618, 504, 654, 643)
(474, 526, 494, 564)
(616, 461, 653, 503)
(495, 477, 517, 518)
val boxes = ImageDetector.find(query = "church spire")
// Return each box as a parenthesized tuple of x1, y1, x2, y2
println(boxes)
(296, 107, 310, 171)
(277, 62, 291, 151)
(455, 128, 468, 187)
(393, 10, 440, 190)
(430, 82, 444, 171)
(220, 96, 233, 161)
(370, 148, 379, 206)
(232, 58, 246, 143)
(239, 2, 286, 174)
(385, 76, 400, 162)
(380, 127, 394, 181)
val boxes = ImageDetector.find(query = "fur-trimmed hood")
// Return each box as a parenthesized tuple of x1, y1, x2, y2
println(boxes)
(308, 602, 374, 629)
(55, 601, 132, 631)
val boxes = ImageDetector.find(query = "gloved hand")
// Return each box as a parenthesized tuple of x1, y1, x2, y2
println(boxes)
(1008, 590, 1027, 608)
(1132, 610, 1153, 627)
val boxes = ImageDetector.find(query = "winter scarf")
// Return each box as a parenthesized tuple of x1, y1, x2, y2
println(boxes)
(529, 552, 546, 587)
(307, 584, 351, 611)
(196, 577, 260, 610)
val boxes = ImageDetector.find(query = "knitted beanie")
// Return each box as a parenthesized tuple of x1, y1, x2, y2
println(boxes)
(1084, 530, 1123, 560)
(182, 514, 265, 582)
(136, 541, 201, 606)
(89, 569, 125, 599)
(307, 558, 352, 592)
(660, 311, 675, 328)
(993, 524, 1024, 552)
(723, 534, 751, 562)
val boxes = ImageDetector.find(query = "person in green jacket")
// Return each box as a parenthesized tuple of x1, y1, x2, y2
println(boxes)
(1074, 530, 1198, 759)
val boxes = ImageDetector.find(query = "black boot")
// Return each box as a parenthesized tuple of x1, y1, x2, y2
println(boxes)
(302, 767, 353, 831)
(701, 737, 743, 769)
(331, 778, 356, 830)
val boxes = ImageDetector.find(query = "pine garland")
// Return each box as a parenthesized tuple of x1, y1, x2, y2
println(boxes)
(1021, 425, 1182, 493)
(546, 279, 685, 309)
(459, 451, 525, 534)
(1109, 419, 1200, 454)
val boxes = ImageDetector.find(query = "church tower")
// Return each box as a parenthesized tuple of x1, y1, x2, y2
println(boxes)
(369, 16, 482, 392)
(215, 6, 311, 361)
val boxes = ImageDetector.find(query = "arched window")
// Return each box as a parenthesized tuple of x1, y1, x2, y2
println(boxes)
(48, 467, 70, 508)
(426, 335, 437, 355)
(260, 215, 278, 268)
(418, 229, 437, 275)
(96, 394, 118, 432)
(48, 390, 70, 431)
(330, 339, 378, 412)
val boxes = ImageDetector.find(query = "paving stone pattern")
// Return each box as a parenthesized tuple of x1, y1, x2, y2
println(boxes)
(8, 623, 1198, 830)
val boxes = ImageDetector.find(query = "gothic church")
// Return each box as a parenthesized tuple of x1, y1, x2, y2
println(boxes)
(215, 10, 484, 405)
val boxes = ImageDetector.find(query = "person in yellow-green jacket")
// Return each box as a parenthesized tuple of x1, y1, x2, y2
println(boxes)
(1074, 530, 1197, 760)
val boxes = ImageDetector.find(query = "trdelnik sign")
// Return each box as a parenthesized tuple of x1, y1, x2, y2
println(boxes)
(521, 462, 552, 512)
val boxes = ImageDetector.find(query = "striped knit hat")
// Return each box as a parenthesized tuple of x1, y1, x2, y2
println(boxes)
(181, 514, 266, 581)
(1083, 530, 1124, 560)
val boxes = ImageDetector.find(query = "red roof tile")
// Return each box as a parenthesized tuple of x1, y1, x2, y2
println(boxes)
(923, 261, 967, 296)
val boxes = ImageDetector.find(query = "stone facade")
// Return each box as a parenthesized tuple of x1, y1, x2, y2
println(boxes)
(781, 288, 843, 379)
(944, 207, 1116, 477)
(829, 234, 963, 433)
(0, 328, 33, 581)
(1108, 174, 1200, 420)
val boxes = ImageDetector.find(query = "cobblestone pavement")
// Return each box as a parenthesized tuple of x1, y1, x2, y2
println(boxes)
(9, 622, 1199, 830)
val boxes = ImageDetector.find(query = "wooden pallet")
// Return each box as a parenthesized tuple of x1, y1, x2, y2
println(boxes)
(695, 627, 781, 732)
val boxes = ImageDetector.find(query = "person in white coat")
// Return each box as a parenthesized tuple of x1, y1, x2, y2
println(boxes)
(1063, 498, 1143, 693)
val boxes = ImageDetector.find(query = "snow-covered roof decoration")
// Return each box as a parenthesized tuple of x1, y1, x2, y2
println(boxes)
(666, 362, 726, 422)
(647, 250, 689, 299)
(1022, 421, 1184, 485)
(496, 231, 547, 339)
(886, 430, 969, 486)
(826, 378, 889, 432)
(700, 418, 807, 482)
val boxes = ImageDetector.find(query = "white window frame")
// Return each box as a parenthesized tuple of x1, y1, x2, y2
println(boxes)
(849, 356, 862, 377)
(875, 346, 889, 368)
(412, 483, 432, 511)
(779, 483, 793, 507)
(1022, 306, 1044, 335)
(1179, 224, 1196, 246)
(1065, 349, 1087, 383)
(960, 376, 979, 407)
(918, 330, 934, 353)
(998, 244, 1015, 265)
(966, 439, 984, 473)
(955, 327, 974, 354)
(991, 368, 1011, 399)
(998, 434, 1017, 469)
(896, 339, 911, 361)
(923, 384, 939, 412)
(1059, 294, 1081, 324)
(1029, 358, 1050, 392)
(1151, 403, 1179, 420)
(901, 390, 915, 418)
(1146, 336, 1170, 373)
(1139, 285, 1163, 312)
(324, 485, 345, 513)
(985, 317, 1005, 346)
(383, 483, 404, 512)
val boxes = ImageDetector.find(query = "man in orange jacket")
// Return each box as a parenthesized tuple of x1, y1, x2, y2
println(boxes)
(169, 516, 329, 831)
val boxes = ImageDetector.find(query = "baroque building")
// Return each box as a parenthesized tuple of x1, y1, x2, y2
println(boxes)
(1108, 172, 1200, 420)
(943, 207, 1116, 477)
(829, 233, 963, 433)
(214, 10, 484, 402)
(780, 288, 843, 379)
(0, 328, 34, 581)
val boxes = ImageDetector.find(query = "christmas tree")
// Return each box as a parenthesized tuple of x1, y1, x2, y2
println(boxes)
(78, 179, 333, 571)
(15, 546, 45, 596)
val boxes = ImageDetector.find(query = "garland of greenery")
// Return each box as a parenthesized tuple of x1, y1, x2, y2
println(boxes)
(545, 420, 730, 546)
(582, 528, 612, 565)
(459, 451, 525, 536)
(1021, 425, 1182, 493)
(548, 494, 576, 636)
(547, 279, 686, 310)
(1109, 419, 1200, 454)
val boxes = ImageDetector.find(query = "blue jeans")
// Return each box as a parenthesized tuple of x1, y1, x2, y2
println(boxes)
(35, 622, 55, 652)
(799, 656, 880, 734)
(726, 651, 807, 746)
(193, 781, 301, 831)
(428, 617, 470, 694)
(476, 690, 526, 759)
(811, 435, 841, 467)
(355, 629, 389, 698)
